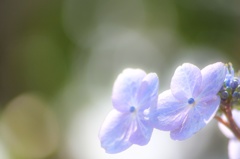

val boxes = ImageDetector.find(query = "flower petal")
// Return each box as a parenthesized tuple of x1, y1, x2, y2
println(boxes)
(228, 139, 240, 159)
(99, 110, 133, 153)
(171, 63, 202, 101)
(151, 90, 188, 131)
(170, 95, 220, 140)
(137, 73, 159, 111)
(199, 62, 227, 98)
(129, 118, 153, 146)
(112, 69, 146, 112)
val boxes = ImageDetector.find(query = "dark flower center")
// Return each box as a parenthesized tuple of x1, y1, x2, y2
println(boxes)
(188, 98, 195, 104)
(129, 106, 136, 113)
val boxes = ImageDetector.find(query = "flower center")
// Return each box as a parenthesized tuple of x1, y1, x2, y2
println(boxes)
(188, 98, 195, 104)
(129, 106, 136, 113)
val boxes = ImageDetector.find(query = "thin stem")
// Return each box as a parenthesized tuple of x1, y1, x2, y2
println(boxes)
(220, 103, 240, 140)
(214, 115, 230, 129)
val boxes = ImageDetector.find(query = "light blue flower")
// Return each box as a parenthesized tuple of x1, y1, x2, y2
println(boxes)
(218, 109, 240, 159)
(99, 68, 159, 153)
(152, 62, 227, 140)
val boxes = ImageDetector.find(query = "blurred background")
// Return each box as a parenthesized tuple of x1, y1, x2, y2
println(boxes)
(0, 0, 240, 159)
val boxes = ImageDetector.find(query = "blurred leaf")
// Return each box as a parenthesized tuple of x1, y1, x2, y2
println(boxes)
(175, 0, 240, 52)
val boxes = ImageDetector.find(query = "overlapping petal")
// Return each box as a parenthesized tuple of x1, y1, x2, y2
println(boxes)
(112, 69, 146, 112)
(199, 62, 227, 98)
(228, 139, 240, 159)
(137, 73, 159, 111)
(154, 62, 225, 140)
(171, 63, 202, 101)
(152, 90, 188, 131)
(100, 68, 159, 153)
(170, 95, 220, 140)
(129, 119, 153, 146)
(99, 110, 133, 153)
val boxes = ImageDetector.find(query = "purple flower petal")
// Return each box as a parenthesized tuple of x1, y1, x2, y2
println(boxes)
(152, 90, 188, 131)
(170, 95, 220, 140)
(112, 69, 146, 112)
(99, 110, 133, 153)
(171, 63, 202, 101)
(137, 73, 159, 111)
(228, 139, 240, 159)
(199, 62, 227, 98)
(129, 119, 153, 146)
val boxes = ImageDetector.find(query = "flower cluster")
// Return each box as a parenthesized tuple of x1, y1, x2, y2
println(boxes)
(220, 63, 240, 102)
(216, 63, 240, 159)
(218, 109, 240, 159)
(99, 62, 240, 158)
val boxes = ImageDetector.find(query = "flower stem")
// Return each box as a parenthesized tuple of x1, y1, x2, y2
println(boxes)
(220, 103, 240, 140)
(214, 115, 230, 129)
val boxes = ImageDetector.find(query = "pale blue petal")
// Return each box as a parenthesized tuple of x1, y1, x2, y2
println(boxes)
(129, 118, 153, 146)
(99, 110, 133, 153)
(171, 63, 202, 101)
(112, 69, 146, 112)
(152, 90, 188, 131)
(137, 73, 159, 111)
(199, 62, 227, 98)
(229, 139, 240, 159)
(197, 95, 220, 123)
(170, 95, 220, 140)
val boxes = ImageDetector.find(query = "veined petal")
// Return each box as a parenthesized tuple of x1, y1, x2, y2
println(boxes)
(170, 95, 220, 140)
(199, 62, 227, 98)
(228, 139, 240, 159)
(152, 90, 188, 131)
(129, 118, 153, 146)
(112, 69, 146, 112)
(137, 73, 159, 111)
(171, 63, 202, 101)
(99, 110, 133, 153)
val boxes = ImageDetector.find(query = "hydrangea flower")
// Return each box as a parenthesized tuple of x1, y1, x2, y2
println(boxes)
(218, 109, 240, 159)
(152, 62, 227, 140)
(99, 68, 159, 153)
